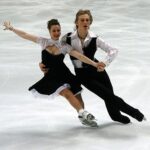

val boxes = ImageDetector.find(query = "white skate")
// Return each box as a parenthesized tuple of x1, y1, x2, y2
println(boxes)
(78, 111, 98, 127)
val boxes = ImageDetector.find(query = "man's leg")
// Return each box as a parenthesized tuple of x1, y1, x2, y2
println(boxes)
(81, 79, 131, 124)
(94, 70, 145, 122)
(95, 70, 114, 93)
(115, 97, 145, 122)
(83, 78, 145, 122)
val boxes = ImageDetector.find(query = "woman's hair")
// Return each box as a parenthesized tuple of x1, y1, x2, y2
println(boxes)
(74, 9, 93, 25)
(47, 19, 60, 30)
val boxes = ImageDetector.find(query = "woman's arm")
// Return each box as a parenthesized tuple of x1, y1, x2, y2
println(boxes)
(3, 21, 38, 43)
(69, 50, 98, 68)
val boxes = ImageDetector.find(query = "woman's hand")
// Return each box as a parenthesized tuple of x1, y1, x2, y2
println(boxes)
(3, 21, 13, 31)
(97, 62, 106, 72)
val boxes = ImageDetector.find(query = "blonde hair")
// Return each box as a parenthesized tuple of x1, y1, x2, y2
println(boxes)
(74, 9, 93, 26)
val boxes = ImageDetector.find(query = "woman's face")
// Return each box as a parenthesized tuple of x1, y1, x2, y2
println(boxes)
(49, 25, 61, 40)
(76, 14, 91, 32)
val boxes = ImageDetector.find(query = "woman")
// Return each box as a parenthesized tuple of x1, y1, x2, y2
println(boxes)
(40, 10, 146, 124)
(3, 19, 100, 127)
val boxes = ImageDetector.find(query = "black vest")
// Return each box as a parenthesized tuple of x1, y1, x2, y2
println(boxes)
(66, 32, 98, 68)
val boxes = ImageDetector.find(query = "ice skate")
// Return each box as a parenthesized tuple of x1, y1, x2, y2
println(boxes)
(130, 109, 146, 122)
(78, 111, 98, 127)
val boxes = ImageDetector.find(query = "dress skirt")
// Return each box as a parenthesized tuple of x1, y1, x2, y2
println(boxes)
(28, 50, 82, 99)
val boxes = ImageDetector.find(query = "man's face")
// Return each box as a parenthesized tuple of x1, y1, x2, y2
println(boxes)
(76, 14, 91, 31)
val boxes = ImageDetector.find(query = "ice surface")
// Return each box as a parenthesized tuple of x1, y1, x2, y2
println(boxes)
(0, 0, 150, 149)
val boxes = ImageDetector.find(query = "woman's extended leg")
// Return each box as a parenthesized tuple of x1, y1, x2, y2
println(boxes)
(75, 93, 84, 109)
(59, 88, 83, 112)
(59, 88, 98, 127)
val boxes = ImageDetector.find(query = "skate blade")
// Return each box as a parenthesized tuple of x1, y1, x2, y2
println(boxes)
(82, 122, 98, 128)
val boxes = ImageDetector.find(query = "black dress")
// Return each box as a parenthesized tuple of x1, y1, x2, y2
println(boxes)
(29, 50, 82, 97)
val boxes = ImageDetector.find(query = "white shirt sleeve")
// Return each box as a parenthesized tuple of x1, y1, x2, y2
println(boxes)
(96, 37, 118, 66)
(61, 43, 73, 55)
(61, 34, 67, 44)
(36, 37, 54, 50)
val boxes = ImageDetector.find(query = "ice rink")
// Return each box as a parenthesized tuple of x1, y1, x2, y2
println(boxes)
(0, 0, 150, 149)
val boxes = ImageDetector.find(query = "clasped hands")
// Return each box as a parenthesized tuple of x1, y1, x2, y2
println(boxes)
(96, 62, 106, 72)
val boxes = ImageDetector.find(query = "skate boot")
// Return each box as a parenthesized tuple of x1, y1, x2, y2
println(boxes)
(105, 101, 131, 124)
(129, 109, 146, 122)
(113, 98, 146, 122)
(78, 111, 98, 127)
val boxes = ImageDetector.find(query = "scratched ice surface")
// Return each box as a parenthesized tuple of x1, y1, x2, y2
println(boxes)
(0, 0, 150, 149)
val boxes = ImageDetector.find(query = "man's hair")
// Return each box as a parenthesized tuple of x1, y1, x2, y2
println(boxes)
(74, 9, 93, 25)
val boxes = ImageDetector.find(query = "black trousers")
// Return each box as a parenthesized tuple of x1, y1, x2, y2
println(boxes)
(75, 67, 142, 123)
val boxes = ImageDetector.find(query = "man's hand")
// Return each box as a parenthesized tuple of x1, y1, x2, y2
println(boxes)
(39, 62, 49, 74)
(97, 62, 106, 72)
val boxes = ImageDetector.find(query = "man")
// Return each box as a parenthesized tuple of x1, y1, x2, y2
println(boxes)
(40, 9, 145, 124)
